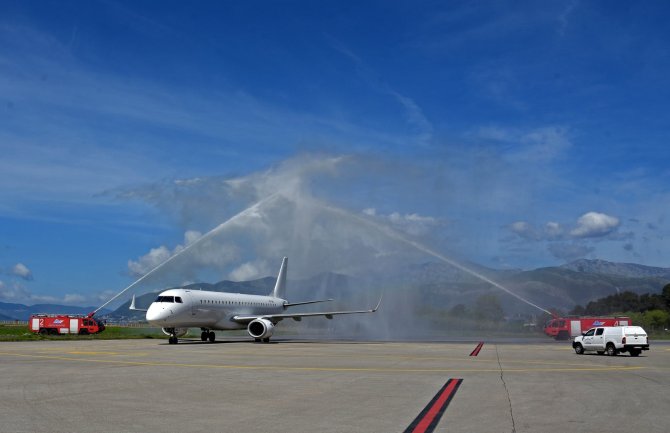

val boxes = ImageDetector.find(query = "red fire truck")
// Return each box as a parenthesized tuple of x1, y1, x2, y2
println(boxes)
(29, 313, 106, 335)
(544, 316, 630, 340)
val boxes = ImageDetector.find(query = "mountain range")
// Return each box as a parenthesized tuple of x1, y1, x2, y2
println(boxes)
(0, 302, 112, 322)
(2, 259, 668, 322)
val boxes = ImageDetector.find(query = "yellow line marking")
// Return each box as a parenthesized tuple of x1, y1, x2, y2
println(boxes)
(0, 351, 647, 374)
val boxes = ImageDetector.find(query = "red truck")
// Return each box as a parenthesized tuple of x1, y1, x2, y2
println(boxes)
(29, 313, 106, 335)
(544, 316, 630, 340)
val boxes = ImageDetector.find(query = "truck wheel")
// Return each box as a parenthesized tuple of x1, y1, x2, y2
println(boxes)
(629, 349, 640, 357)
(556, 330, 569, 341)
(39, 329, 48, 335)
(574, 343, 584, 354)
(606, 344, 617, 356)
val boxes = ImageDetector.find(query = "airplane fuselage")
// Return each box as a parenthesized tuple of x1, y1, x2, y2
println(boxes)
(146, 288, 287, 330)
(134, 257, 379, 344)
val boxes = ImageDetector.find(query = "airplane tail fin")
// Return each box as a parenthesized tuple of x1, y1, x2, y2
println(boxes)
(271, 257, 288, 299)
(129, 294, 148, 312)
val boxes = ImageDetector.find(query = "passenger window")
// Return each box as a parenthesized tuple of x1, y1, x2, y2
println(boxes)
(585, 329, 595, 337)
(595, 328, 604, 336)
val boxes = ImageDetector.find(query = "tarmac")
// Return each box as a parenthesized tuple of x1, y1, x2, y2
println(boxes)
(0, 337, 668, 433)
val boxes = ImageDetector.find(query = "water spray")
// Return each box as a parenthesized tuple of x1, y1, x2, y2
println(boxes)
(93, 193, 280, 314)
(314, 199, 553, 316)
(94, 184, 550, 318)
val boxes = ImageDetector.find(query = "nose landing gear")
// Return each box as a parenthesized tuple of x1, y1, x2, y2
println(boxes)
(165, 328, 178, 344)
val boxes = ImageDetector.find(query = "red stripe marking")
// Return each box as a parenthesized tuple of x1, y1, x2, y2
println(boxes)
(469, 342, 484, 356)
(406, 379, 463, 433)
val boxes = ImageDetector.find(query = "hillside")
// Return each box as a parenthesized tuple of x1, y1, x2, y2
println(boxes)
(561, 259, 670, 279)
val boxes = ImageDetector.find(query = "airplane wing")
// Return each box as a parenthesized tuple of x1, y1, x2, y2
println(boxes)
(232, 296, 382, 324)
(283, 298, 333, 307)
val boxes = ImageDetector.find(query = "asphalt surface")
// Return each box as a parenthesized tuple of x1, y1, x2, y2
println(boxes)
(0, 338, 668, 433)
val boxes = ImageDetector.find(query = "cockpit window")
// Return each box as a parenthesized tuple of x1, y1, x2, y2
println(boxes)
(155, 296, 175, 303)
(175, 296, 183, 303)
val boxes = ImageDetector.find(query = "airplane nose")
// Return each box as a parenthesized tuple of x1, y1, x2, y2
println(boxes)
(146, 304, 171, 323)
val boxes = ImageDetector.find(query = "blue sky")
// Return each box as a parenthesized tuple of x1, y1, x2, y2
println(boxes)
(1, 1, 669, 306)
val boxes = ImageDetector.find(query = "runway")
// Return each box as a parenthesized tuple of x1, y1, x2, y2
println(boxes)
(0, 338, 668, 433)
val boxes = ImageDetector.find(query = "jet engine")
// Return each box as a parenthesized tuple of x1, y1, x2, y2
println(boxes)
(161, 327, 188, 337)
(247, 318, 274, 339)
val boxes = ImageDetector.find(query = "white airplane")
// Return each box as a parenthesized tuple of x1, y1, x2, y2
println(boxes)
(130, 257, 381, 344)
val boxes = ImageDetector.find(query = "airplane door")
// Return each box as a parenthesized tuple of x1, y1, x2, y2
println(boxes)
(185, 290, 196, 316)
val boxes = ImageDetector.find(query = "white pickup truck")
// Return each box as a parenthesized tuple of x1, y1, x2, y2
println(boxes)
(573, 326, 649, 357)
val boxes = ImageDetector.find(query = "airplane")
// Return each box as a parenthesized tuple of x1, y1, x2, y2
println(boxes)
(130, 257, 381, 344)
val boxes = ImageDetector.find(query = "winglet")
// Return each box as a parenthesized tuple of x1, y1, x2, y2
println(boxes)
(371, 294, 383, 312)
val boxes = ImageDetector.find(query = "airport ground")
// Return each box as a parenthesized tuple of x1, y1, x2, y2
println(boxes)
(0, 338, 668, 433)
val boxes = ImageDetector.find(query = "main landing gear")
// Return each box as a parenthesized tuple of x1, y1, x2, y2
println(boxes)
(200, 329, 216, 342)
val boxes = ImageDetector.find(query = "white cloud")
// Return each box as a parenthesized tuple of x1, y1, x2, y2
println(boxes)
(367, 210, 440, 237)
(128, 246, 172, 277)
(117, 154, 448, 284)
(128, 230, 240, 280)
(12, 263, 33, 280)
(570, 212, 620, 238)
(0, 278, 81, 305)
(0, 280, 31, 302)
(508, 220, 564, 241)
(505, 211, 626, 264)
(184, 230, 203, 246)
(509, 221, 535, 239)
(229, 261, 268, 281)
(509, 212, 620, 242)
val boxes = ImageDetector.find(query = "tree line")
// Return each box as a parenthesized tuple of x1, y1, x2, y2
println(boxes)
(568, 283, 670, 332)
